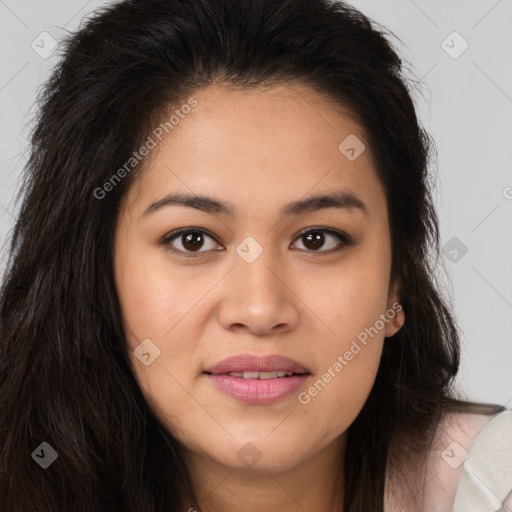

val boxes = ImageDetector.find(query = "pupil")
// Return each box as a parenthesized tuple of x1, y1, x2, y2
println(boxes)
(304, 231, 324, 250)
(183, 232, 204, 251)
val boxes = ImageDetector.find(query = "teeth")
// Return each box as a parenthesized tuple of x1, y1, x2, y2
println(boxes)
(226, 371, 295, 379)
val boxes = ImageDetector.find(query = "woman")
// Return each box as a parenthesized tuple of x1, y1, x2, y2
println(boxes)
(0, 0, 510, 511)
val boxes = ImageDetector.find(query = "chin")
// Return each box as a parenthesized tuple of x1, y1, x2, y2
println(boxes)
(222, 438, 304, 473)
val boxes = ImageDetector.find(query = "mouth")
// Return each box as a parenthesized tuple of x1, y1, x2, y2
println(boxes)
(204, 370, 304, 379)
(206, 372, 303, 380)
(203, 354, 311, 404)
(203, 372, 311, 405)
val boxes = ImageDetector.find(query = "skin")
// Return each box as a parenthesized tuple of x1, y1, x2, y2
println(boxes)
(113, 83, 405, 511)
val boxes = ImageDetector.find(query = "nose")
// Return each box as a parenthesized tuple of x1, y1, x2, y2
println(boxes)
(216, 245, 300, 336)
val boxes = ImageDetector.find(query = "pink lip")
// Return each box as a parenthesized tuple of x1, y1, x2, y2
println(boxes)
(205, 374, 309, 404)
(203, 354, 310, 375)
(203, 354, 311, 405)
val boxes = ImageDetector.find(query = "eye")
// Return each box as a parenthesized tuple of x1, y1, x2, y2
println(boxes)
(161, 228, 222, 257)
(160, 226, 353, 257)
(291, 226, 353, 253)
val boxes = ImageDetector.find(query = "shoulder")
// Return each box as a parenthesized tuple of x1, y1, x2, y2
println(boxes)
(384, 408, 512, 512)
(424, 408, 512, 512)
(452, 409, 512, 512)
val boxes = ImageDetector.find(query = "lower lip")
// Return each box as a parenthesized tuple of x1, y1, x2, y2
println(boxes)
(204, 373, 309, 404)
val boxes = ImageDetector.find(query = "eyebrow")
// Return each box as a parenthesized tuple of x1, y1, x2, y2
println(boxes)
(141, 190, 369, 219)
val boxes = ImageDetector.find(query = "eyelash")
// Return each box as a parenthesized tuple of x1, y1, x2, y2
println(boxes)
(159, 226, 354, 258)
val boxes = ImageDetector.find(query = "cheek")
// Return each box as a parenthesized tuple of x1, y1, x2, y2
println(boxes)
(120, 270, 203, 386)
(296, 250, 390, 418)
(114, 250, 206, 398)
(123, 288, 203, 440)
(115, 248, 192, 346)
(301, 332, 385, 440)
(300, 256, 391, 345)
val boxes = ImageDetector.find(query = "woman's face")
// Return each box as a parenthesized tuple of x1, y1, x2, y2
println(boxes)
(113, 83, 404, 474)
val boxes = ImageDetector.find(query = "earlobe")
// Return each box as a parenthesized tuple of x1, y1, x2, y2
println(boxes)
(385, 282, 405, 338)
(385, 306, 405, 338)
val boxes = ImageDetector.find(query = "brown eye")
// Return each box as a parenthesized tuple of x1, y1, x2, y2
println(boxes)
(162, 229, 221, 256)
(180, 231, 205, 251)
(291, 228, 351, 253)
(161, 226, 353, 258)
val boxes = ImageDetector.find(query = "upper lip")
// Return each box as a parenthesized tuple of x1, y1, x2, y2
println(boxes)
(204, 354, 310, 375)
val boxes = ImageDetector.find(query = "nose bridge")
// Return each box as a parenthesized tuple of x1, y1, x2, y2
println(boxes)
(233, 234, 284, 295)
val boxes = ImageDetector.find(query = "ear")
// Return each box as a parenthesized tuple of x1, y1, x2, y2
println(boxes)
(385, 280, 405, 338)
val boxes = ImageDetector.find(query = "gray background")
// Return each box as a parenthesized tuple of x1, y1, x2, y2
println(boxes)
(1, 0, 511, 407)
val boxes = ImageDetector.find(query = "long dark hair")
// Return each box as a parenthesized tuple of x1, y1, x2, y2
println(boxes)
(0, 0, 504, 510)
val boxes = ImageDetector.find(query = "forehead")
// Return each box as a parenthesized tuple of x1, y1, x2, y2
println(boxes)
(125, 83, 386, 219)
